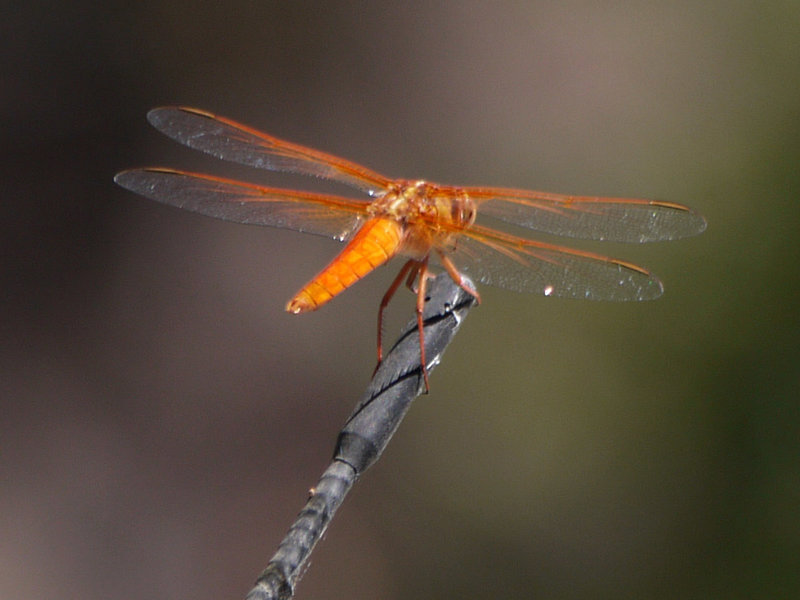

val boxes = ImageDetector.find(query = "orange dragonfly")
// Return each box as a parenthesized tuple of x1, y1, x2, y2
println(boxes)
(115, 107, 706, 390)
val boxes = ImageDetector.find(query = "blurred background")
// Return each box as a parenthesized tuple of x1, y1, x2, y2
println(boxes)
(3, 2, 799, 599)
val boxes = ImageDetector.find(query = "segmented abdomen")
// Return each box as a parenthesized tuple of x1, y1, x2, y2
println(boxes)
(286, 217, 404, 313)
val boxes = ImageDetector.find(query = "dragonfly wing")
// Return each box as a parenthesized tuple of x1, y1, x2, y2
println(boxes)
(448, 224, 664, 301)
(114, 168, 368, 241)
(147, 107, 392, 196)
(468, 187, 707, 242)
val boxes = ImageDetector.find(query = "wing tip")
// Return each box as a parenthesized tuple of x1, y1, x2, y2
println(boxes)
(693, 211, 709, 235)
(638, 276, 665, 301)
(113, 169, 138, 189)
(651, 200, 708, 238)
(147, 106, 215, 129)
(614, 259, 665, 301)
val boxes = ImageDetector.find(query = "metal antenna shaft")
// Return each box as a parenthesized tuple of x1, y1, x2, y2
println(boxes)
(245, 272, 476, 600)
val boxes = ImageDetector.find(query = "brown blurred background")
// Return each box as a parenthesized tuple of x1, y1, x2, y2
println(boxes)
(3, 2, 799, 599)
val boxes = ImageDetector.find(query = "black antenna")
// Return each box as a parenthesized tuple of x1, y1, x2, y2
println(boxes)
(245, 272, 476, 600)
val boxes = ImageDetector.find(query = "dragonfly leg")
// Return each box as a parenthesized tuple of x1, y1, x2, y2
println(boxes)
(438, 251, 481, 303)
(376, 259, 417, 369)
(404, 261, 421, 292)
(415, 256, 432, 393)
(375, 256, 432, 392)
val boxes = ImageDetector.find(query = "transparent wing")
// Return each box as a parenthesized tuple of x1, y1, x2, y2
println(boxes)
(467, 187, 707, 243)
(147, 107, 392, 196)
(448, 223, 664, 301)
(114, 168, 369, 241)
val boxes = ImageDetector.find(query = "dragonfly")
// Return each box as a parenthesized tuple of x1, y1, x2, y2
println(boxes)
(115, 107, 706, 390)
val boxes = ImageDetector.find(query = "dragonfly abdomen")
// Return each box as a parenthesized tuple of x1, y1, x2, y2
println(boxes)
(286, 217, 404, 314)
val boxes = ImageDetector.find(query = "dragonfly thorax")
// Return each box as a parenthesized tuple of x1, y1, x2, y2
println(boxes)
(369, 180, 476, 232)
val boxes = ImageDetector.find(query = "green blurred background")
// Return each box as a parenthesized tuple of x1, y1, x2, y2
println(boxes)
(3, 2, 799, 599)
